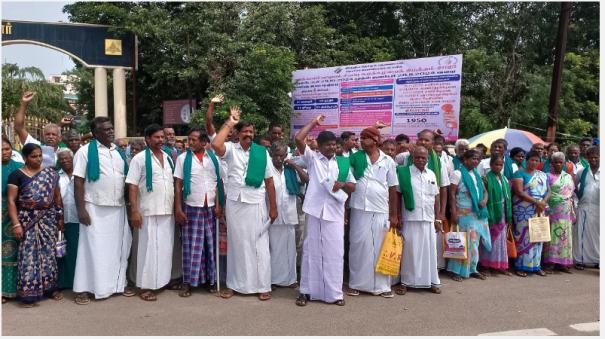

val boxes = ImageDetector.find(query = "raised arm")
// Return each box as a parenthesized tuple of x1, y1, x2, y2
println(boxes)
(294, 114, 325, 155)
(14, 91, 36, 143)
(206, 94, 223, 137)
(211, 105, 240, 157)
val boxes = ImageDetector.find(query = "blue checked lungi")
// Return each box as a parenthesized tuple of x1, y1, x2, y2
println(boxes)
(182, 204, 216, 287)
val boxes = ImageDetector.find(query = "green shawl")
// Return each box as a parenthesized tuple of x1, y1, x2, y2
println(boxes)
(335, 156, 350, 182)
(503, 156, 514, 180)
(486, 171, 512, 225)
(349, 150, 368, 180)
(452, 155, 462, 171)
(579, 156, 589, 169)
(576, 167, 590, 200)
(182, 149, 225, 206)
(428, 150, 442, 187)
(284, 166, 300, 195)
(460, 166, 488, 219)
(86, 139, 128, 182)
(244, 142, 267, 188)
(396, 165, 415, 211)
(144, 147, 174, 192)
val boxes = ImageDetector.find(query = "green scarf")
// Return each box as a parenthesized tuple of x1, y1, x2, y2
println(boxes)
(349, 150, 368, 180)
(182, 149, 225, 206)
(144, 147, 174, 192)
(244, 142, 267, 188)
(335, 156, 350, 182)
(162, 145, 180, 160)
(460, 166, 488, 219)
(452, 156, 462, 171)
(576, 167, 590, 199)
(503, 156, 514, 180)
(2, 159, 23, 196)
(284, 166, 300, 195)
(428, 150, 441, 187)
(396, 165, 415, 211)
(86, 139, 128, 182)
(486, 171, 512, 225)
(579, 156, 589, 169)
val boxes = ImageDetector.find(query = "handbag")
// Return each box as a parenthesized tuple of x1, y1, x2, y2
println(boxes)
(56, 231, 67, 258)
(506, 225, 517, 258)
(528, 212, 551, 243)
(375, 228, 403, 276)
(443, 223, 468, 260)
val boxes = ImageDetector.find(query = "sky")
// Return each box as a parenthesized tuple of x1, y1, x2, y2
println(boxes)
(2, 1, 76, 78)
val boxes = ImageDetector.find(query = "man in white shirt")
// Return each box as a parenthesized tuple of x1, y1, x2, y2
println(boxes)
(477, 139, 516, 180)
(347, 127, 399, 298)
(72, 117, 132, 305)
(173, 128, 222, 297)
(340, 131, 358, 157)
(396, 146, 442, 295)
(294, 115, 356, 307)
(56, 149, 79, 290)
(125, 124, 175, 301)
(211, 106, 278, 301)
(268, 141, 308, 288)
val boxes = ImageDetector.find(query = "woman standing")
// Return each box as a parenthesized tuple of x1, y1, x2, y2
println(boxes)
(479, 155, 513, 276)
(6, 143, 64, 307)
(511, 150, 551, 277)
(2, 136, 23, 303)
(573, 146, 599, 269)
(448, 149, 491, 281)
(543, 152, 575, 273)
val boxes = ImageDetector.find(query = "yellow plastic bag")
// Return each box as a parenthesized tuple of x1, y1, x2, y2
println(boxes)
(375, 228, 403, 276)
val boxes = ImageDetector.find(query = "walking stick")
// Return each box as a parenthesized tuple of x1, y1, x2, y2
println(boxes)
(216, 217, 220, 295)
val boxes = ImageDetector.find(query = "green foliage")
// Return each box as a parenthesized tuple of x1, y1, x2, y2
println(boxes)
(61, 2, 598, 142)
(2, 63, 73, 121)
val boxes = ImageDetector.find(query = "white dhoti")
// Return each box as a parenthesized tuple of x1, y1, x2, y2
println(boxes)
(136, 215, 175, 290)
(269, 223, 297, 286)
(73, 202, 132, 299)
(299, 214, 344, 303)
(348, 209, 391, 294)
(401, 221, 440, 288)
(573, 207, 600, 266)
(226, 199, 271, 294)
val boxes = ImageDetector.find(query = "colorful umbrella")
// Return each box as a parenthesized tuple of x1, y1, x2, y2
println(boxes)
(468, 127, 545, 154)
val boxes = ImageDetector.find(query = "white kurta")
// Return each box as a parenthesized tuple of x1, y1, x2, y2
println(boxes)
(72, 142, 131, 299)
(125, 151, 175, 290)
(573, 167, 600, 266)
(299, 146, 355, 302)
(348, 151, 397, 294)
(268, 163, 298, 286)
(221, 142, 273, 294)
(399, 165, 440, 289)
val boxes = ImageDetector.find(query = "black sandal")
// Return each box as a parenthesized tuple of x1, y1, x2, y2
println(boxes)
(333, 299, 345, 306)
(295, 294, 308, 307)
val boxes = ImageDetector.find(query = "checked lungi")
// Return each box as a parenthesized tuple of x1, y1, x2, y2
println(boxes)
(182, 204, 216, 287)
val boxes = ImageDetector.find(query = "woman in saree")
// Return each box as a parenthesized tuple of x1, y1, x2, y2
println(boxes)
(6, 143, 64, 307)
(511, 150, 551, 277)
(543, 152, 575, 273)
(479, 154, 513, 276)
(448, 149, 491, 282)
(2, 136, 23, 304)
(573, 146, 599, 270)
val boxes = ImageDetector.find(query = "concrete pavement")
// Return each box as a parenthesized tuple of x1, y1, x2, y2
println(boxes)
(1, 267, 599, 336)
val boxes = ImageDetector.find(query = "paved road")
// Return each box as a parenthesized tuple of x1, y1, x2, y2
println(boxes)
(2, 268, 599, 336)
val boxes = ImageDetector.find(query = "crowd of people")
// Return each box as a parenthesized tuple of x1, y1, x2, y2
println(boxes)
(1, 91, 600, 308)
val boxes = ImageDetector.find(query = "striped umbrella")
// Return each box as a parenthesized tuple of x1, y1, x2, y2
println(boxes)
(468, 127, 545, 154)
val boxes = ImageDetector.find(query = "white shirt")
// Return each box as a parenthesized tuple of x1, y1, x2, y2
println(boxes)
(73, 142, 127, 206)
(11, 150, 24, 163)
(174, 151, 218, 207)
(571, 161, 585, 175)
(125, 151, 174, 216)
(269, 163, 299, 225)
(23, 134, 68, 168)
(301, 145, 356, 222)
(477, 158, 491, 177)
(399, 165, 439, 222)
(58, 170, 78, 224)
(396, 151, 450, 187)
(349, 151, 398, 213)
(221, 142, 272, 204)
(440, 151, 454, 180)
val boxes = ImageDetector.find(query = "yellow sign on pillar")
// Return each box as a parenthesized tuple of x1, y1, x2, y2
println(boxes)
(104, 39, 122, 56)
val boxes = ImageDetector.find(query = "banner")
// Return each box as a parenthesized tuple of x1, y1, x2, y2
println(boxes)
(290, 55, 462, 141)
(162, 99, 196, 125)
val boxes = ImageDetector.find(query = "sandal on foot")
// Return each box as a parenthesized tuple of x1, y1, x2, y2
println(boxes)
(295, 294, 308, 307)
(574, 264, 585, 270)
(430, 287, 442, 294)
(258, 292, 271, 301)
(139, 290, 157, 302)
(21, 302, 35, 308)
(51, 291, 64, 301)
(75, 293, 91, 305)
(207, 285, 217, 294)
(167, 281, 183, 290)
(451, 274, 463, 282)
(346, 288, 360, 296)
(122, 286, 136, 297)
(288, 282, 299, 289)
(220, 289, 234, 299)
(500, 270, 513, 276)
(471, 273, 487, 280)
(515, 271, 528, 277)
(394, 286, 407, 295)
(333, 299, 345, 306)
(380, 291, 395, 298)
(536, 270, 547, 277)
(560, 266, 572, 274)
(179, 287, 192, 298)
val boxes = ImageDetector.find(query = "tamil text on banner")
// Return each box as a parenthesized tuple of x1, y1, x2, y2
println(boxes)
(290, 55, 462, 142)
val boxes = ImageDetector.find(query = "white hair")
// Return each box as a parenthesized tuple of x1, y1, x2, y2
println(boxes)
(455, 139, 469, 148)
(551, 151, 566, 162)
(56, 148, 73, 157)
